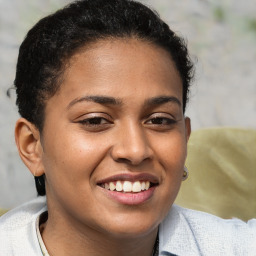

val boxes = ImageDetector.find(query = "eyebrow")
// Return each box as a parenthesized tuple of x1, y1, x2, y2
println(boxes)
(145, 96, 181, 107)
(67, 95, 122, 109)
(67, 95, 181, 109)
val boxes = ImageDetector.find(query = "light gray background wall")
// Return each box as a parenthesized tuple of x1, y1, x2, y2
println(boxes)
(1, 0, 256, 209)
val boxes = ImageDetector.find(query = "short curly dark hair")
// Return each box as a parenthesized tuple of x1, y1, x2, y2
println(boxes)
(15, 0, 194, 196)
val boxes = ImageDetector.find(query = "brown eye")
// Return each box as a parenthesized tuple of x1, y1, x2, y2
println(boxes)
(79, 117, 109, 125)
(146, 117, 176, 125)
(144, 113, 177, 131)
(76, 116, 114, 132)
(148, 117, 175, 125)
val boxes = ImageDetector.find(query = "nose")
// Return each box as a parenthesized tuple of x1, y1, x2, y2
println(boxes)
(110, 122, 153, 166)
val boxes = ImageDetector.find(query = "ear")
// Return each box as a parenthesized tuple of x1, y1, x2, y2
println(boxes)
(185, 117, 191, 143)
(15, 118, 44, 177)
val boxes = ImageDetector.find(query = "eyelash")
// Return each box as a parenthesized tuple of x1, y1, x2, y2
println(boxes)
(78, 117, 111, 126)
(146, 117, 175, 124)
(77, 114, 176, 131)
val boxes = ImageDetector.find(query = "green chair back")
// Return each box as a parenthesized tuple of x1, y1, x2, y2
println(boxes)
(0, 209, 8, 216)
(175, 127, 256, 221)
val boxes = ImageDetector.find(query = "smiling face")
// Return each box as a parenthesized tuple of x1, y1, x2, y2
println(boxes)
(38, 38, 190, 238)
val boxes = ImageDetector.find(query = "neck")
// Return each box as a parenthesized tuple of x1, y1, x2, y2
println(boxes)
(41, 212, 158, 256)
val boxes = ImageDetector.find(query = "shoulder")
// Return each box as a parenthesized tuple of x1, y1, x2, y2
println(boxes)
(0, 196, 47, 229)
(0, 196, 47, 256)
(173, 204, 255, 230)
(159, 205, 256, 256)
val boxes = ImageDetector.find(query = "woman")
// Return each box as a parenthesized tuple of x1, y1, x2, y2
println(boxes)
(0, 0, 255, 255)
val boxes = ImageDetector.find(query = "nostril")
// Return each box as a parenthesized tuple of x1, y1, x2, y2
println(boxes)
(115, 158, 131, 164)
(115, 156, 151, 166)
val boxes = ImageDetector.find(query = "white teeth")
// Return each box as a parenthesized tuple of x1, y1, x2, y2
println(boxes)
(103, 180, 152, 193)
(123, 181, 132, 192)
(145, 181, 150, 190)
(116, 181, 122, 191)
(132, 181, 142, 192)
(105, 183, 109, 190)
(109, 182, 115, 191)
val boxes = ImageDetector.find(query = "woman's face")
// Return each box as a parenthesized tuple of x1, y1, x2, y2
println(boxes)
(40, 38, 190, 237)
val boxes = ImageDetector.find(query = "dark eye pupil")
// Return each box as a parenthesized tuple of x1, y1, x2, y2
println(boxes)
(151, 118, 163, 124)
(89, 118, 102, 124)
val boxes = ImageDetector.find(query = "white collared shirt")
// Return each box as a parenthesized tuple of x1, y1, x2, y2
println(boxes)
(159, 205, 256, 255)
(0, 197, 255, 256)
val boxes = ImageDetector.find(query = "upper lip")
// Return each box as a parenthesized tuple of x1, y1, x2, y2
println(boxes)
(96, 173, 160, 185)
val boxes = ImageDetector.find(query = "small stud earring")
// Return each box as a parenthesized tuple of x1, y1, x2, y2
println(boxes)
(182, 166, 189, 181)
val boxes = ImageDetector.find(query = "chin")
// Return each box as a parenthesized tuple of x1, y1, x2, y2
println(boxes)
(97, 212, 161, 239)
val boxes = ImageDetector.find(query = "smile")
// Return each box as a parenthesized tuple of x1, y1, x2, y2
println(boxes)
(101, 180, 151, 193)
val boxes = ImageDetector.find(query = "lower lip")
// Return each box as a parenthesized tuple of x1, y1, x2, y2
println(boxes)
(100, 186, 156, 205)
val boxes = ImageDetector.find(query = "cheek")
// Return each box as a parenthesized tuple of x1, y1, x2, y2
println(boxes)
(154, 131, 187, 169)
(41, 131, 111, 216)
(153, 132, 187, 201)
(42, 130, 108, 188)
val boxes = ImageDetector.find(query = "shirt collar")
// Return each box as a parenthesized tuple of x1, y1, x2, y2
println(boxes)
(159, 204, 201, 255)
(36, 211, 50, 256)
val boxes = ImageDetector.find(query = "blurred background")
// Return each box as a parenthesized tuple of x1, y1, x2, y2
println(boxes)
(0, 0, 256, 209)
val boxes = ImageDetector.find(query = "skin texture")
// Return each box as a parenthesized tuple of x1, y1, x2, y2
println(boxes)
(15, 38, 191, 256)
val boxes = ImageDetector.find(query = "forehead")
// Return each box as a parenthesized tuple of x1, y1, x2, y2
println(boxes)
(51, 38, 183, 106)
